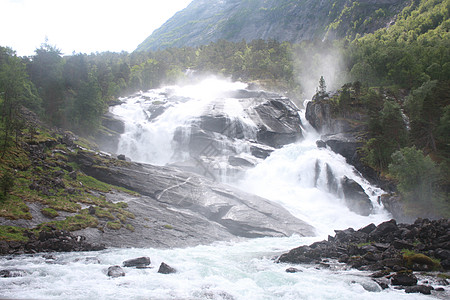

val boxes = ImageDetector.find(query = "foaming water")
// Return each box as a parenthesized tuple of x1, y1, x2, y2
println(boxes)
(0, 237, 433, 300)
(236, 102, 390, 236)
(2, 80, 420, 299)
(111, 78, 251, 165)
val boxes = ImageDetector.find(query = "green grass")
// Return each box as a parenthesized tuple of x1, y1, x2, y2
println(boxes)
(0, 124, 139, 234)
(0, 225, 29, 242)
(106, 221, 121, 230)
(0, 195, 32, 220)
(401, 249, 441, 270)
(39, 210, 99, 231)
(41, 207, 59, 218)
(94, 207, 115, 220)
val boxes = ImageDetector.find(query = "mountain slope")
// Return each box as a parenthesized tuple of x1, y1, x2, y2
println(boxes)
(136, 0, 411, 51)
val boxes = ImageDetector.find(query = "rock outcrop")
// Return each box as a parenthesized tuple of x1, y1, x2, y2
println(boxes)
(341, 176, 373, 216)
(0, 228, 105, 255)
(278, 218, 450, 295)
(73, 150, 314, 248)
(305, 97, 383, 188)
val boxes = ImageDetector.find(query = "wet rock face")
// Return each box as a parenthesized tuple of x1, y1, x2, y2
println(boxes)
(174, 94, 302, 159)
(340, 176, 373, 216)
(252, 98, 303, 148)
(74, 150, 314, 248)
(305, 100, 332, 133)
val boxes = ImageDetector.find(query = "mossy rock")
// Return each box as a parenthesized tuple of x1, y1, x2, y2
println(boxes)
(403, 251, 441, 270)
(94, 207, 115, 220)
(41, 207, 59, 218)
(106, 221, 121, 230)
(125, 224, 135, 232)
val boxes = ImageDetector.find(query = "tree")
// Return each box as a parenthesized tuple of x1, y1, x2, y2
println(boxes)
(0, 48, 31, 155)
(318, 76, 327, 96)
(389, 147, 443, 214)
(0, 170, 15, 201)
(29, 41, 64, 126)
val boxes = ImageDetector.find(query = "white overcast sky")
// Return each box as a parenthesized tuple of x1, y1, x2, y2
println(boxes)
(0, 0, 193, 56)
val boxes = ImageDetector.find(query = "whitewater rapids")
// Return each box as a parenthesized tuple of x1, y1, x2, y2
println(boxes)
(0, 78, 433, 299)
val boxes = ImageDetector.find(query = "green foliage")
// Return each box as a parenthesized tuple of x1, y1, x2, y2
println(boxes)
(348, 0, 449, 89)
(106, 221, 121, 230)
(406, 80, 450, 152)
(0, 225, 28, 242)
(0, 170, 15, 201)
(360, 92, 409, 171)
(40, 207, 59, 218)
(401, 249, 441, 270)
(389, 147, 439, 198)
(40, 210, 99, 231)
(389, 147, 447, 216)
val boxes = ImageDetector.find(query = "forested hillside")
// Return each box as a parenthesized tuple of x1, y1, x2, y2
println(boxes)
(0, 0, 448, 221)
(136, 0, 409, 51)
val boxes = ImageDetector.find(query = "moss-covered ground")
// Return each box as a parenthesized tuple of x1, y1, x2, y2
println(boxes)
(0, 124, 138, 242)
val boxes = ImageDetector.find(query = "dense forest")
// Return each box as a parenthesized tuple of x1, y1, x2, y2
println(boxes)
(0, 0, 449, 217)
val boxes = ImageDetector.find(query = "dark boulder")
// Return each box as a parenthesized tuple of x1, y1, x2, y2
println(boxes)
(405, 285, 433, 295)
(358, 223, 376, 234)
(316, 140, 326, 148)
(391, 272, 418, 286)
(107, 266, 125, 278)
(123, 257, 151, 268)
(285, 267, 302, 273)
(158, 262, 177, 274)
(340, 176, 373, 216)
(0, 269, 28, 278)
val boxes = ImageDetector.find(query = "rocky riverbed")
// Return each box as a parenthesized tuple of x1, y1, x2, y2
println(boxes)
(278, 218, 450, 295)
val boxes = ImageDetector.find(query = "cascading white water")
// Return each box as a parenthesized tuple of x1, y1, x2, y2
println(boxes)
(236, 101, 390, 236)
(111, 78, 252, 165)
(2, 79, 436, 299)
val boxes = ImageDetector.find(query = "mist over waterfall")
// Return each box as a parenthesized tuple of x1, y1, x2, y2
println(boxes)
(111, 77, 390, 236)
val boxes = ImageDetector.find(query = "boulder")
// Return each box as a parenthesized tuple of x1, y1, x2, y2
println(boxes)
(405, 285, 433, 295)
(390, 272, 418, 286)
(369, 219, 398, 241)
(158, 262, 177, 274)
(316, 140, 326, 148)
(123, 257, 151, 268)
(0, 269, 28, 278)
(340, 176, 373, 216)
(285, 267, 302, 273)
(107, 266, 125, 278)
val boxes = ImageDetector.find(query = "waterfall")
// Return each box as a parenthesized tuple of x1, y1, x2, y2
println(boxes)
(4, 79, 423, 300)
(111, 79, 390, 236)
